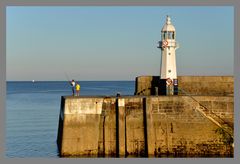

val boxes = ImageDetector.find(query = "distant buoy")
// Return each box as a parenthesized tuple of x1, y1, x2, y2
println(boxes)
(32, 80, 35, 83)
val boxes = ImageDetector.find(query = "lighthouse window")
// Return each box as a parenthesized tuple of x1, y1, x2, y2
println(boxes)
(163, 32, 167, 39)
(168, 70, 171, 73)
(172, 32, 175, 39)
(168, 32, 171, 39)
(168, 53, 171, 55)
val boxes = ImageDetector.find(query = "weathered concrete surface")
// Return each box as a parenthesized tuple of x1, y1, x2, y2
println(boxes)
(98, 97, 117, 156)
(135, 76, 234, 96)
(57, 95, 234, 157)
(124, 97, 146, 156)
(57, 97, 119, 157)
(135, 76, 154, 96)
(146, 96, 233, 156)
(178, 76, 234, 96)
(57, 97, 105, 156)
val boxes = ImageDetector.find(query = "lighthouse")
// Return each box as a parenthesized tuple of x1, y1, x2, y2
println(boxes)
(158, 15, 179, 95)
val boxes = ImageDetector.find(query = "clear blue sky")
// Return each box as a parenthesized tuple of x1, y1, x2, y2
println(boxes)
(6, 6, 233, 81)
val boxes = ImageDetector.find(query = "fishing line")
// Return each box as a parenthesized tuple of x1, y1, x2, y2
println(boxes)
(7, 90, 70, 95)
(64, 72, 70, 82)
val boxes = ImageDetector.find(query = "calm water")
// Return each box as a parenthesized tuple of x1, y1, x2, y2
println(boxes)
(6, 81, 134, 158)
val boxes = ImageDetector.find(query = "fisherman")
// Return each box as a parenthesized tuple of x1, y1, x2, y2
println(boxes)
(76, 83, 80, 96)
(70, 79, 76, 96)
(116, 92, 121, 97)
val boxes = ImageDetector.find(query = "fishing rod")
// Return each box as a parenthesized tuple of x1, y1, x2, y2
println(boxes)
(64, 72, 71, 84)
(65, 72, 78, 82)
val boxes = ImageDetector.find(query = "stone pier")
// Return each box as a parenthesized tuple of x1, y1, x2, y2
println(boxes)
(57, 95, 233, 157)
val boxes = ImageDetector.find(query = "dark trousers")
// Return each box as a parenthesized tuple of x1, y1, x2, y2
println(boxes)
(72, 87, 75, 95)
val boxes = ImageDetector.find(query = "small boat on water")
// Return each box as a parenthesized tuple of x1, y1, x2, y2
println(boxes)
(32, 80, 35, 83)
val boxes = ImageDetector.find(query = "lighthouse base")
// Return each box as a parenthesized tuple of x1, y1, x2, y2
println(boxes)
(156, 79, 178, 95)
(134, 76, 178, 96)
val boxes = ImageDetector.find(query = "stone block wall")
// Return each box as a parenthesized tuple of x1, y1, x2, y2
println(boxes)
(57, 95, 234, 157)
(135, 76, 234, 96)
(178, 76, 234, 96)
(124, 97, 146, 156)
(146, 96, 233, 156)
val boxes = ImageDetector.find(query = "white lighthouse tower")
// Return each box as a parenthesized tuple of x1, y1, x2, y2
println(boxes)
(158, 15, 179, 95)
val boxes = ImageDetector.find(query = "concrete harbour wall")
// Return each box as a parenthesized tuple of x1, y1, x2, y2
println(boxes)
(57, 95, 233, 157)
(135, 76, 234, 96)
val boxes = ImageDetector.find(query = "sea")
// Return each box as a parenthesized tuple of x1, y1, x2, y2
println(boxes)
(6, 81, 135, 158)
